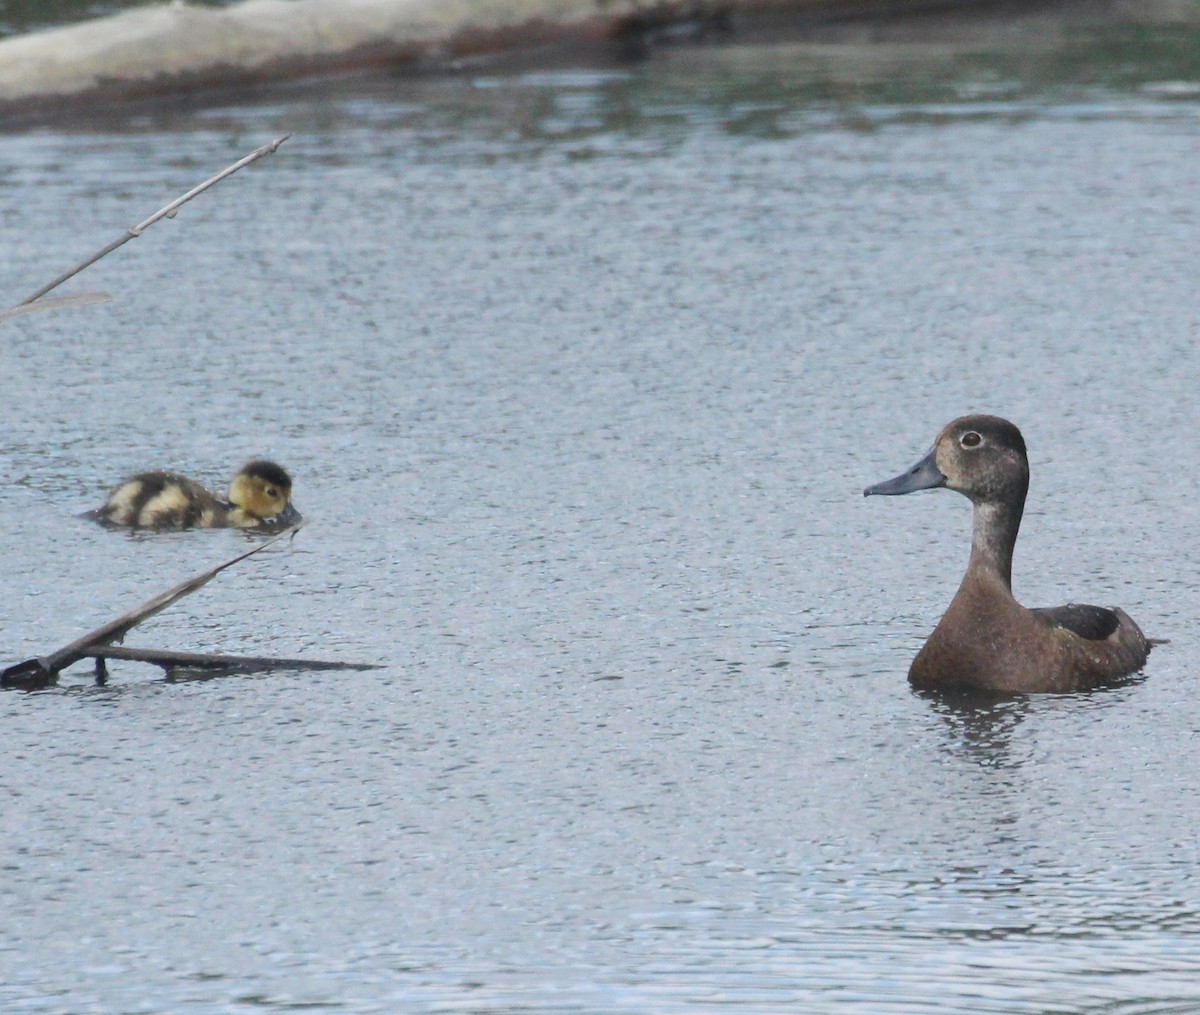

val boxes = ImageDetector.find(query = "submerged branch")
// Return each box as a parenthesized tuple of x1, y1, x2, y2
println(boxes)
(1, 525, 301, 686)
(88, 645, 381, 675)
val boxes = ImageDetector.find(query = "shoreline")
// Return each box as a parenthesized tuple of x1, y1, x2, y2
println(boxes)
(0, 0, 1195, 122)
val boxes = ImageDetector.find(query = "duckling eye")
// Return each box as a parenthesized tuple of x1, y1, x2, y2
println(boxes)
(265, 487, 277, 497)
(960, 431, 982, 449)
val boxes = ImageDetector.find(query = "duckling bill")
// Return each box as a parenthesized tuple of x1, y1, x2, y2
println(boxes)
(91, 460, 300, 531)
(865, 415, 1151, 693)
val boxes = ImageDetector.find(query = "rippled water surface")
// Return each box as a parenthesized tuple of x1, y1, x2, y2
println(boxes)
(3, 26, 1200, 1015)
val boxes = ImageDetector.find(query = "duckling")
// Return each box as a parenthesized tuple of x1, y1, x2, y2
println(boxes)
(91, 459, 300, 530)
(864, 415, 1151, 693)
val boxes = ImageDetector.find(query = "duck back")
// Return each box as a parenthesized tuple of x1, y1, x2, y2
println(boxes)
(94, 471, 227, 529)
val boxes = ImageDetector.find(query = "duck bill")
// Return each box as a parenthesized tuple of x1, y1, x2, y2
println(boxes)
(863, 447, 946, 497)
(276, 502, 303, 526)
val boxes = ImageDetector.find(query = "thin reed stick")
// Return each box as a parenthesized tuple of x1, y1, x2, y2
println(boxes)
(13, 134, 291, 309)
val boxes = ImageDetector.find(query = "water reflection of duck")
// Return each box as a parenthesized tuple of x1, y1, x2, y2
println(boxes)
(91, 460, 300, 531)
(865, 414, 1151, 693)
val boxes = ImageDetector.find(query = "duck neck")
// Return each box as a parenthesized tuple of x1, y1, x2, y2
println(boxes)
(968, 497, 1023, 591)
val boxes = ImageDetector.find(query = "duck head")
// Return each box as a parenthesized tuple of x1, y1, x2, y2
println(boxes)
(229, 459, 301, 525)
(863, 414, 1029, 508)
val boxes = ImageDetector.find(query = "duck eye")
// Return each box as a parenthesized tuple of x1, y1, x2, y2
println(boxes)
(960, 431, 982, 448)
(266, 487, 277, 497)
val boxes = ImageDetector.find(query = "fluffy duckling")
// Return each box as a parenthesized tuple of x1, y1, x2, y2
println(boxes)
(91, 460, 300, 530)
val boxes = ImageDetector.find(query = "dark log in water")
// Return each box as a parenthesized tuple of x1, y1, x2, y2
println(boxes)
(0, 526, 374, 688)
(2, 528, 297, 684)
(85, 645, 382, 678)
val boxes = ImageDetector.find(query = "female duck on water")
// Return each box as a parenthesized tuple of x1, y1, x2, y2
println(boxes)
(864, 415, 1151, 693)
(90, 459, 300, 531)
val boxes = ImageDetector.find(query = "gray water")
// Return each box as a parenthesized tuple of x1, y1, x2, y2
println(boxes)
(3, 28, 1200, 1015)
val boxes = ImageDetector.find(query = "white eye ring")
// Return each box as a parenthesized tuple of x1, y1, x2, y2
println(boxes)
(960, 431, 982, 449)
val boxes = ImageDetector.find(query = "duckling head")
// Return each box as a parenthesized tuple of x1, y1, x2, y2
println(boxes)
(228, 460, 300, 524)
(864, 414, 1029, 508)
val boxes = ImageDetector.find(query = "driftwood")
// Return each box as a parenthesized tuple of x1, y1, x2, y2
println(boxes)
(1, 526, 377, 688)
(87, 646, 380, 678)
(12, 134, 289, 310)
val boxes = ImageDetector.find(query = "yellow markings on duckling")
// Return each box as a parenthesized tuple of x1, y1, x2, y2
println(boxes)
(103, 479, 146, 524)
(140, 484, 193, 525)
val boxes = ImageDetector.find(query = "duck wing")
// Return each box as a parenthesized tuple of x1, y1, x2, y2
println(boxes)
(1031, 603, 1120, 641)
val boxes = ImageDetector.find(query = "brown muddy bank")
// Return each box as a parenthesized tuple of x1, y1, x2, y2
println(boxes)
(0, 0, 1194, 122)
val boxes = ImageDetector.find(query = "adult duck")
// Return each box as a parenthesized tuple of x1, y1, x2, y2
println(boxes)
(864, 414, 1151, 692)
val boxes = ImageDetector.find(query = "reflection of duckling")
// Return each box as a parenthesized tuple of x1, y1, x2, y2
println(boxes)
(92, 460, 300, 530)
